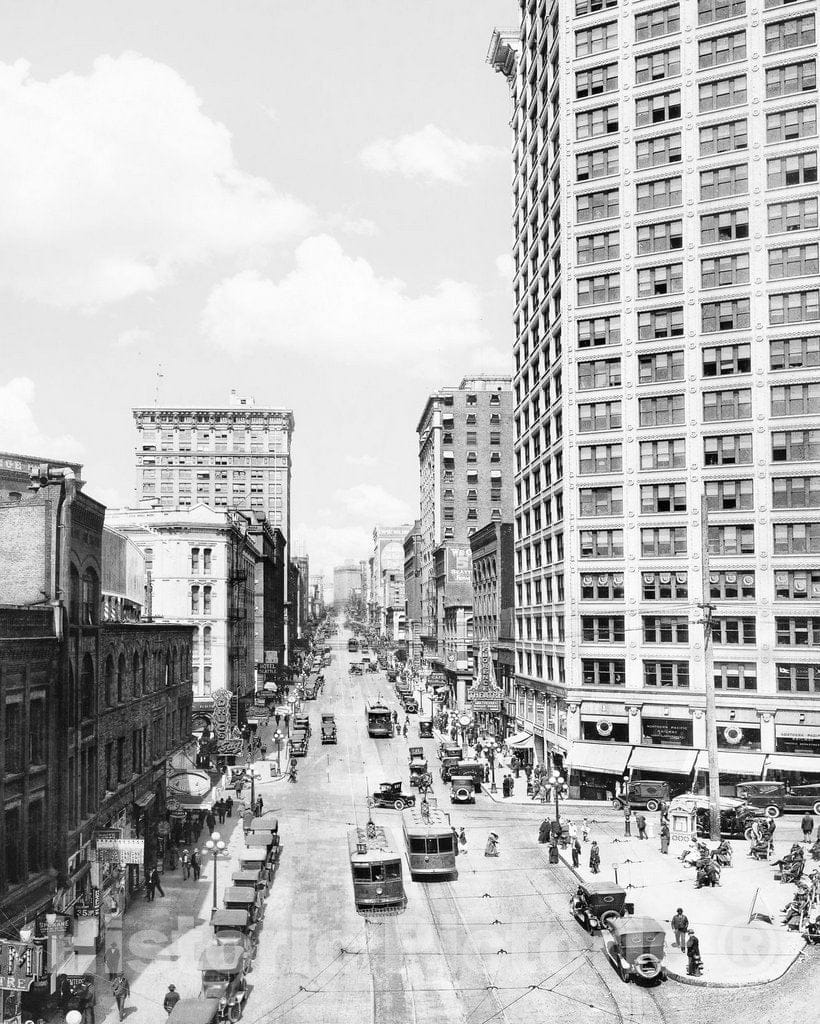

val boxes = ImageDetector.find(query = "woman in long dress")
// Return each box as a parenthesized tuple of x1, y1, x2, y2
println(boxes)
(538, 819, 550, 844)
(484, 832, 500, 857)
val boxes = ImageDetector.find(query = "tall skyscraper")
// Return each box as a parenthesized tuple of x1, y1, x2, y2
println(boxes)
(491, 1, 820, 796)
(132, 390, 294, 544)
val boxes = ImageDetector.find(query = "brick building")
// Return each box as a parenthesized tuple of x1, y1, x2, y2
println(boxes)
(404, 521, 423, 668)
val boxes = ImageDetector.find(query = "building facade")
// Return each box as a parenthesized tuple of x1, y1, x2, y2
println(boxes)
(470, 521, 516, 735)
(105, 506, 257, 708)
(247, 514, 287, 680)
(370, 524, 412, 640)
(491, 0, 820, 797)
(404, 521, 424, 667)
(416, 377, 515, 696)
(333, 562, 362, 606)
(292, 554, 310, 639)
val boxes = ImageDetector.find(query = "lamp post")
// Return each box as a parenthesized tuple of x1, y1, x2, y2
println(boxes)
(287, 693, 297, 733)
(274, 729, 284, 774)
(204, 831, 226, 912)
(549, 770, 565, 831)
(485, 737, 498, 793)
(458, 713, 472, 759)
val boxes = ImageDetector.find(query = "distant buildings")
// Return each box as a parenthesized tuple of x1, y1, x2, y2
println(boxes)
(415, 377, 514, 705)
(470, 521, 515, 735)
(370, 524, 412, 640)
(404, 521, 423, 667)
(309, 574, 325, 620)
(292, 554, 310, 639)
(333, 561, 362, 606)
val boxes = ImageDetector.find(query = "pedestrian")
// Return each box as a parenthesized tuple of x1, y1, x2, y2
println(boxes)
(163, 985, 181, 1015)
(671, 908, 689, 950)
(205, 809, 216, 833)
(216, 799, 226, 824)
(58, 975, 72, 1014)
(636, 813, 647, 840)
(181, 848, 190, 880)
(660, 820, 670, 855)
(243, 808, 253, 833)
(582, 818, 590, 842)
(452, 826, 460, 856)
(484, 831, 500, 857)
(538, 818, 550, 844)
(572, 837, 581, 868)
(254, 795, 263, 817)
(524, 763, 532, 787)
(191, 850, 201, 880)
(111, 973, 129, 1022)
(801, 812, 814, 843)
(623, 805, 632, 837)
(589, 840, 601, 874)
(686, 929, 702, 977)
(537, 780, 547, 803)
(225, 795, 233, 818)
(510, 754, 520, 778)
(79, 976, 95, 1024)
(459, 827, 467, 853)
(483, 763, 490, 784)
(149, 866, 165, 898)
(104, 944, 120, 980)
(402, 720, 408, 737)
(145, 870, 155, 902)
(567, 819, 578, 843)
(168, 841, 178, 870)
(182, 815, 192, 846)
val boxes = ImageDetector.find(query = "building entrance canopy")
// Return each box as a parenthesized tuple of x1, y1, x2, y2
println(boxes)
(506, 730, 535, 750)
(628, 746, 698, 775)
(765, 753, 820, 775)
(694, 750, 766, 776)
(569, 741, 630, 775)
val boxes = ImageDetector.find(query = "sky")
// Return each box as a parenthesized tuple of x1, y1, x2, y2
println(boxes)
(0, 0, 517, 582)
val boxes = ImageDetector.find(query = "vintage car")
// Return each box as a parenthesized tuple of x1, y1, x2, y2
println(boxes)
(386, 670, 398, 683)
(440, 755, 461, 782)
(602, 916, 667, 984)
(672, 794, 763, 838)
(290, 730, 309, 757)
(293, 714, 311, 736)
(450, 776, 476, 804)
(321, 713, 337, 744)
(418, 719, 433, 738)
(408, 748, 428, 787)
(198, 941, 250, 1020)
(231, 869, 269, 900)
(439, 742, 462, 762)
(370, 781, 417, 810)
(570, 881, 629, 931)
(349, 663, 363, 676)
(611, 780, 671, 812)
(736, 781, 820, 817)
(443, 759, 484, 786)
(223, 885, 264, 924)
(401, 695, 419, 714)
(168, 997, 220, 1024)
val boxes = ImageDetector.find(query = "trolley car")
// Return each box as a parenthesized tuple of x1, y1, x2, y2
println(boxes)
(347, 824, 406, 913)
(366, 702, 393, 738)
(402, 806, 457, 880)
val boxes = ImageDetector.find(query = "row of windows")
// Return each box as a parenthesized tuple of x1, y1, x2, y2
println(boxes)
(578, 658, 820, 692)
(578, 523, 820, 558)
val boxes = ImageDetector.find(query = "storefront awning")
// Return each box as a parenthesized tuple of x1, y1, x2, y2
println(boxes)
(765, 753, 820, 775)
(570, 741, 630, 774)
(506, 730, 535, 750)
(695, 750, 766, 776)
(628, 746, 698, 774)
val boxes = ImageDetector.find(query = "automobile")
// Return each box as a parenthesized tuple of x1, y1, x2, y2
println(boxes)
(223, 885, 264, 925)
(570, 881, 630, 932)
(611, 780, 670, 812)
(418, 719, 433, 738)
(670, 794, 763, 839)
(444, 760, 484, 788)
(168, 997, 220, 1024)
(401, 695, 419, 714)
(293, 714, 311, 736)
(370, 782, 417, 810)
(450, 776, 476, 804)
(736, 781, 820, 817)
(386, 670, 398, 683)
(367, 662, 378, 673)
(349, 664, 363, 676)
(602, 916, 667, 984)
(440, 756, 461, 782)
(321, 713, 337, 744)
(408, 747, 428, 787)
(439, 742, 462, 761)
(198, 941, 249, 1020)
(302, 682, 317, 700)
(290, 730, 308, 756)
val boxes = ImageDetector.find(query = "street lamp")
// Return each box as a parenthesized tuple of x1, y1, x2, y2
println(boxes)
(273, 729, 284, 774)
(287, 693, 297, 733)
(458, 713, 472, 759)
(484, 737, 499, 794)
(549, 770, 565, 831)
(204, 831, 227, 912)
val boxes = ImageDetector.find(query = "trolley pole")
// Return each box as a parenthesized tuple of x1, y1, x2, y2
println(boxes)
(700, 492, 722, 842)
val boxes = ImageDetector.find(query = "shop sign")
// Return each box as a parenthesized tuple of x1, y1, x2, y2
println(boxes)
(211, 688, 233, 742)
(74, 888, 101, 917)
(642, 718, 693, 746)
(776, 726, 820, 740)
(96, 840, 144, 866)
(44, 915, 71, 937)
(0, 942, 43, 991)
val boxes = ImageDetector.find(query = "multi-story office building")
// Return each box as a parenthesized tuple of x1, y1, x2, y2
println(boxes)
(334, 562, 362, 606)
(370, 524, 412, 639)
(105, 506, 256, 708)
(404, 521, 424, 666)
(292, 554, 310, 638)
(416, 377, 515, 703)
(489, 0, 820, 798)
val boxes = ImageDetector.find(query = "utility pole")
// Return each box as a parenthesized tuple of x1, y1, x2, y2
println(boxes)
(699, 492, 721, 841)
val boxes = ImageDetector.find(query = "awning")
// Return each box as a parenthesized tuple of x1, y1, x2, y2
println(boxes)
(628, 746, 698, 774)
(765, 753, 820, 775)
(570, 741, 631, 774)
(695, 750, 766, 776)
(506, 730, 535, 750)
(134, 792, 156, 809)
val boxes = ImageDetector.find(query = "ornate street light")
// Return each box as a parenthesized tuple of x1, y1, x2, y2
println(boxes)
(273, 729, 284, 774)
(484, 737, 499, 793)
(204, 831, 227, 911)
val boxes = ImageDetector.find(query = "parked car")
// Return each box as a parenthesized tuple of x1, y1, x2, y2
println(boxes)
(736, 780, 820, 817)
(611, 780, 670, 812)
(370, 782, 416, 810)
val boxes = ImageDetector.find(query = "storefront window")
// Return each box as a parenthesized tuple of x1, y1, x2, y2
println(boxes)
(775, 726, 820, 754)
(641, 717, 693, 746)
(581, 720, 630, 743)
(716, 724, 761, 750)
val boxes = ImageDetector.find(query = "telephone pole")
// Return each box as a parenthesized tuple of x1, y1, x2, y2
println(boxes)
(700, 492, 721, 841)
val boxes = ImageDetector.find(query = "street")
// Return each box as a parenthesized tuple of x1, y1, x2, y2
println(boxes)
(199, 635, 815, 1024)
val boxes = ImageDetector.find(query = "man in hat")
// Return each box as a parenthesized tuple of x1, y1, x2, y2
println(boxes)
(686, 929, 702, 976)
(163, 985, 180, 1015)
(671, 907, 689, 950)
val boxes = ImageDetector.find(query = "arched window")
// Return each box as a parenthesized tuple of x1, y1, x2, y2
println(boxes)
(117, 653, 126, 702)
(80, 654, 95, 719)
(69, 565, 81, 624)
(203, 627, 212, 657)
(81, 569, 99, 625)
(154, 651, 164, 690)
(165, 654, 171, 687)
(141, 650, 148, 693)
(104, 654, 115, 706)
(203, 586, 212, 615)
(132, 651, 140, 696)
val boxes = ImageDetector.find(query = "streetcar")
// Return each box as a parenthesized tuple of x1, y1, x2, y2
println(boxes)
(366, 702, 393, 738)
(348, 638, 359, 652)
(347, 824, 406, 912)
(401, 806, 457, 880)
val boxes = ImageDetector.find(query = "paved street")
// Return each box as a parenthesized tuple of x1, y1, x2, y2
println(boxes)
(111, 633, 807, 1024)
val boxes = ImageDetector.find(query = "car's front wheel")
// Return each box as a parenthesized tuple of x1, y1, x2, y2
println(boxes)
(394, 799, 405, 810)
(646, 800, 659, 812)
(765, 805, 781, 818)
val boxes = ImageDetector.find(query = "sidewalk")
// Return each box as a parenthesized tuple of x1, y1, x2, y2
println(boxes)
(556, 821, 807, 987)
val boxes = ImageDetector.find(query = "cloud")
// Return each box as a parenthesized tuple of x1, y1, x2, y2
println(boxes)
(359, 124, 504, 184)
(201, 234, 490, 371)
(344, 454, 379, 468)
(0, 53, 314, 309)
(327, 212, 379, 237)
(495, 253, 515, 282)
(114, 327, 153, 349)
(0, 378, 84, 459)
(293, 522, 371, 584)
(331, 484, 415, 524)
